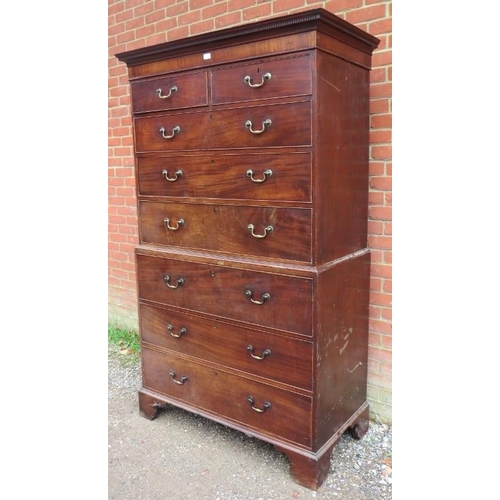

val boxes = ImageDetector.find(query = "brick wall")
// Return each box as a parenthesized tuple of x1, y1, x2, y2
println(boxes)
(108, 0, 392, 423)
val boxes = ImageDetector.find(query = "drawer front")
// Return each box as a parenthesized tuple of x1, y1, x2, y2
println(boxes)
(212, 54, 312, 104)
(131, 71, 208, 113)
(142, 346, 312, 447)
(140, 303, 313, 390)
(137, 254, 313, 335)
(137, 152, 312, 202)
(139, 201, 312, 262)
(134, 101, 311, 152)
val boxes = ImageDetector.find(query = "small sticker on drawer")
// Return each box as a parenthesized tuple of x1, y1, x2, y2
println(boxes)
(203, 52, 211, 60)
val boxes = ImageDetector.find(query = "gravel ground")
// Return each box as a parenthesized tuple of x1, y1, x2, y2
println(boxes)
(108, 345, 392, 500)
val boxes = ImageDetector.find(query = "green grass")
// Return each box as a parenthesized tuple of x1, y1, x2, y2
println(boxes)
(108, 324, 141, 354)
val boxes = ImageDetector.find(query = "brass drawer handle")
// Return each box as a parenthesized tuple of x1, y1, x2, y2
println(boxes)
(243, 72, 271, 88)
(164, 217, 184, 231)
(163, 275, 184, 289)
(162, 169, 182, 182)
(246, 169, 272, 183)
(247, 396, 271, 413)
(169, 370, 188, 385)
(156, 85, 178, 99)
(245, 119, 272, 134)
(246, 345, 271, 360)
(167, 324, 187, 338)
(159, 125, 181, 139)
(248, 223, 273, 238)
(245, 289, 270, 305)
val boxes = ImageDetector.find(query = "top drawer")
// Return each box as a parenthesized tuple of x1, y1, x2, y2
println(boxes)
(212, 54, 312, 105)
(131, 71, 208, 114)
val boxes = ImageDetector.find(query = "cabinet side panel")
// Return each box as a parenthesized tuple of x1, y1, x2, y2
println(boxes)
(314, 51, 370, 264)
(313, 252, 370, 449)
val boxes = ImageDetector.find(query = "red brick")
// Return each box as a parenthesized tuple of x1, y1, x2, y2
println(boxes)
(116, 8, 134, 23)
(167, 26, 190, 41)
(369, 264, 392, 280)
(215, 11, 241, 29)
(228, 0, 255, 10)
(109, 22, 126, 36)
(380, 360, 392, 376)
(109, 1, 126, 16)
(369, 129, 391, 143)
(372, 49, 392, 67)
(243, 4, 272, 21)
(126, 16, 145, 30)
(273, 0, 305, 14)
(370, 98, 390, 114)
(134, 2, 154, 16)
(370, 176, 391, 191)
(370, 82, 392, 98)
(346, 4, 386, 23)
(191, 0, 214, 8)
(368, 305, 381, 319)
(368, 347, 392, 364)
(116, 29, 135, 44)
(370, 113, 391, 128)
(368, 221, 383, 235)
(369, 17, 392, 35)
(370, 67, 386, 84)
(145, 9, 167, 24)
(370, 277, 382, 292)
(325, 0, 363, 11)
(371, 145, 392, 160)
(190, 19, 215, 35)
(202, 2, 228, 19)
(178, 10, 202, 27)
(369, 318, 392, 335)
(368, 235, 392, 251)
(368, 206, 391, 220)
(368, 191, 384, 205)
(167, 1, 189, 17)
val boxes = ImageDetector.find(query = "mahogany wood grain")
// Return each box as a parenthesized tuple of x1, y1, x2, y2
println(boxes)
(131, 70, 208, 114)
(139, 201, 312, 263)
(314, 50, 370, 264)
(133, 100, 311, 152)
(314, 251, 370, 448)
(141, 346, 313, 447)
(212, 53, 312, 104)
(139, 302, 313, 390)
(136, 152, 312, 202)
(136, 253, 314, 335)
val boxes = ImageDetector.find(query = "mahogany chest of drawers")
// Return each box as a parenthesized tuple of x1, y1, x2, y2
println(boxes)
(116, 8, 379, 490)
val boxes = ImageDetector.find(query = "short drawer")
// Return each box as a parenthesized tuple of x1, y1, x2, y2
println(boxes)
(140, 303, 313, 390)
(137, 152, 311, 202)
(133, 101, 311, 152)
(212, 53, 312, 104)
(139, 201, 312, 263)
(141, 346, 312, 447)
(131, 71, 208, 113)
(136, 253, 313, 336)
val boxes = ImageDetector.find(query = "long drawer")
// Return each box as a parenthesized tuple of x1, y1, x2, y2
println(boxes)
(133, 101, 311, 152)
(139, 201, 312, 262)
(141, 346, 312, 447)
(140, 303, 313, 390)
(136, 152, 312, 202)
(136, 253, 314, 335)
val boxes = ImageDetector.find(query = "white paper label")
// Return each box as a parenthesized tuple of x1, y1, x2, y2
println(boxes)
(203, 53, 211, 60)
